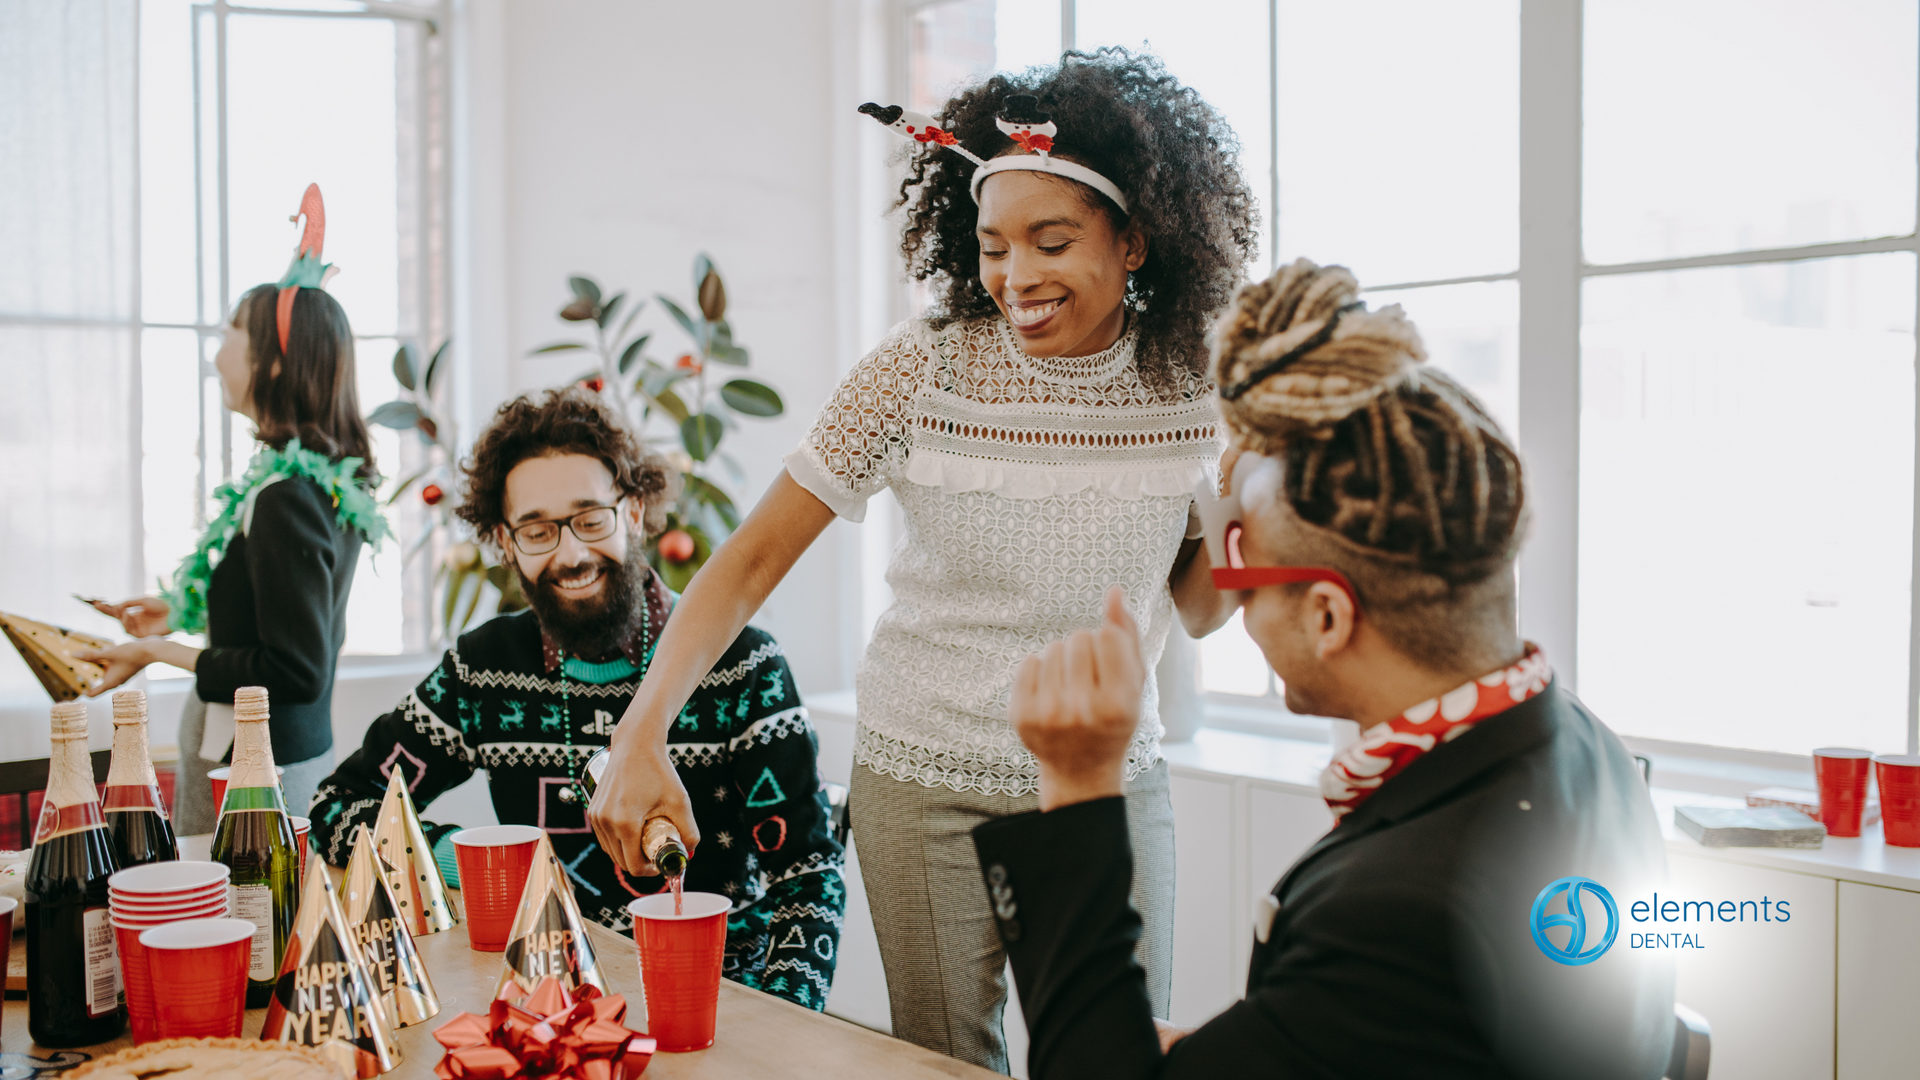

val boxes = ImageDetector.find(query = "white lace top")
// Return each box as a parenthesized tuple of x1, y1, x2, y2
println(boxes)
(784, 317, 1222, 796)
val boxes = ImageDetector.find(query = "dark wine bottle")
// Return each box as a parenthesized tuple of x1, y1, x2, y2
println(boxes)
(26, 701, 126, 1047)
(103, 690, 178, 869)
(210, 686, 298, 1008)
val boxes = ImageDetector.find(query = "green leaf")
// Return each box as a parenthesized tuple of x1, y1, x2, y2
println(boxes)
(442, 569, 468, 632)
(532, 342, 588, 354)
(455, 572, 486, 634)
(640, 363, 687, 399)
(569, 276, 602, 306)
(655, 387, 691, 424)
(681, 413, 724, 461)
(392, 343, 418, 391)
(618, 333, 652, 374)
(709, 343, 751, 366)
(597, 291, 627, 330)
(693, 253, 714, 293)
(721, 378, 783, 417)
(656, 294, 700, 343)
(368, 400, 422, 430)
(614, 299, 647, 345)
(424, 340, 450, 395)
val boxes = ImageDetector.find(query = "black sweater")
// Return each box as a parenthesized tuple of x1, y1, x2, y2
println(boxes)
(974, 681, 1674, 1080)
(195, 474, 362, 763)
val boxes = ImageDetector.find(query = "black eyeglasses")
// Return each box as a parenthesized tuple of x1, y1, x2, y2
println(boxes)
(507, 503, 623, 556)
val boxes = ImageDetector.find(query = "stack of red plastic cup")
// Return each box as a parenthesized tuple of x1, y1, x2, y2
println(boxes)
(109, 862, 233, 1043)
(1813, 748, 1875, 837)
(627, 893, 731, 1052)
(139, 919, 255, 1038)
(452, 825, 544, 951)
(1875, 754, 1920, 847)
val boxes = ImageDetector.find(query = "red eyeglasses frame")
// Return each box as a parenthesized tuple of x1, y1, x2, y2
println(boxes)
(1208, 521, 1362, 618)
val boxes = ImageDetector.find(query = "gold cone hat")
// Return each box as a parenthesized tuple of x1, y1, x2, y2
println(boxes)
(371, 766, 459, 935)
(263, 854, 402, 1077)
(343, 823, 440, 1027)
(495, 833, 608, 1000)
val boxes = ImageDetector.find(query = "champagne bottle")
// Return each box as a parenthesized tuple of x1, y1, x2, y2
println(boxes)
(210, 686, 298, 1008)
(642, 816, 688, 915)
(26, 701, 125, 1046)
(103, 690, 178, 869)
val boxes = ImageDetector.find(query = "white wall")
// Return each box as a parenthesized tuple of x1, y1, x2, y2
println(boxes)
(454, 0, 897, 697)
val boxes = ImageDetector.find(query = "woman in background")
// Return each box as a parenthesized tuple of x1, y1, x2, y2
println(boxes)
(85, 187, 386, 832)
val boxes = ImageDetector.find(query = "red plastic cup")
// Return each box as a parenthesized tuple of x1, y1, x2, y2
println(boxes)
(289, 815, 311, 881)
(1814, 748, 1875, 837)
(140, 919, 255, 1039)
(112, 861, 231, 895)
(1875, 755, 1920, 847)
(628, 893, 730, 1052)
(452, 825, 544, 951)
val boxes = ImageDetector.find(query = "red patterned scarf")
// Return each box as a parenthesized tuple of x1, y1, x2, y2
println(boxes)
(1321, 645, 1551, 821)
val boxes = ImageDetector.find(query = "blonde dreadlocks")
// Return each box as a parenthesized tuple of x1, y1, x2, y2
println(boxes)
(1212, 259, 1527, 669)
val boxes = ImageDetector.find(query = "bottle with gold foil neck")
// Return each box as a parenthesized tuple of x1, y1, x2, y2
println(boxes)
(210, 686, 298, 1008)
(641, 816, 688, 878)
(26, 701, 125, 1046)
(104, 690, 178, 868)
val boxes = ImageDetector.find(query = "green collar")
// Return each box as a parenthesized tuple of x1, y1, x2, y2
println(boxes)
(561, 655, 640, 684)
(161, 439, 389, 635)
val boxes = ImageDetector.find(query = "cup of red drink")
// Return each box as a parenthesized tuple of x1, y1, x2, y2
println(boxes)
(628, 892, 730, 1052)
(451, 825, 544, 951)
(140, 919, 255, 1039)
(1875, 755, 1920, 847)
(288, 815, 311, 880)
(1814, 748, 1875, 837)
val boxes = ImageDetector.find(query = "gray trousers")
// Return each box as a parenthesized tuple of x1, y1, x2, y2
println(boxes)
(172, 692, 334, 835)
(850, 759, 1174, 1074)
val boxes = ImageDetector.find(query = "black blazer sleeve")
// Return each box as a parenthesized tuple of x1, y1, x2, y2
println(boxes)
(195, 477, 342, 706)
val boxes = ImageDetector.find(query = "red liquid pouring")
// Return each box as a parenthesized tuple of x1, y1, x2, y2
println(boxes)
(670, 872, 684, 916)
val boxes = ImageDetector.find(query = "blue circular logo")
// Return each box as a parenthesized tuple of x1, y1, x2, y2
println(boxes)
(1530, 876, 1618, 966)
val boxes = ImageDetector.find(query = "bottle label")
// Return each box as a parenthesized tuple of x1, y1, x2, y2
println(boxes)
(232, 884, 275, 981)
(102, 784, 168, 818)
(221, 785, 287, 815)
(83, 906, 121, 1018)
(32, 802, 105, 845)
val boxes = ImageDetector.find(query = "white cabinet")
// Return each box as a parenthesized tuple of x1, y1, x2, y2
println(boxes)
(1169, 773, 1238, 1026)
(1667, 854, 1837, 1080)
(1837, 881, 1920, 1080)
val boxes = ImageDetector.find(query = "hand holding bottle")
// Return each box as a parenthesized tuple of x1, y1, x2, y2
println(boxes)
(1009, 586, 1145, 812)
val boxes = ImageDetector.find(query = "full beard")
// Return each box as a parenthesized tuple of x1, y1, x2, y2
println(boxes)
(518, 542, 651, 662)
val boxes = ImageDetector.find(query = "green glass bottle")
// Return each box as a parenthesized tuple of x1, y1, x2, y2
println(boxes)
(209, 686, 298, 1008)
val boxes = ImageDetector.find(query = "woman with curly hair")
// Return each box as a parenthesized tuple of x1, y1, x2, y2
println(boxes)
(589, 48, 1256, 1068)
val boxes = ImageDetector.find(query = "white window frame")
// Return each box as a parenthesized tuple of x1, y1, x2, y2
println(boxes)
(892, 0, 1920, 764)
(162, 0, 450, 653)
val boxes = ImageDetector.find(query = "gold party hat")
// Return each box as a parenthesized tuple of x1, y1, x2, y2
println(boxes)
(371, 766, 459, 935)
(343, 823, 440, 1027)
(263, 855, 402, 1077)
(494, 833, 608, 1000)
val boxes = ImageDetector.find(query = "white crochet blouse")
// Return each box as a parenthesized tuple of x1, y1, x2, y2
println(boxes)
(784, 317, 1222, 796)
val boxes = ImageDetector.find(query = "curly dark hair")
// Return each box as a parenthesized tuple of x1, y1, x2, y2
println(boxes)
(456, 387, 678, 545)
(896, 47, 1259, 393)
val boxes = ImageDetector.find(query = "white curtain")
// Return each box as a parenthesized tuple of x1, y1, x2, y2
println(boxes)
(0, 0, 141, 698)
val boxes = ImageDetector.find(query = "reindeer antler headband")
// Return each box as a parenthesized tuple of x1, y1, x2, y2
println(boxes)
(858, 95, 1131, 213)
(274, 183, 338, 352)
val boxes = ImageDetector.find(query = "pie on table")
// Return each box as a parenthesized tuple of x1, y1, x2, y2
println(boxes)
(64, 1038, 346, 1080)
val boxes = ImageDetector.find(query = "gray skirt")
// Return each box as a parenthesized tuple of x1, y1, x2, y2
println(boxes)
(849, 759, 1174, 1074)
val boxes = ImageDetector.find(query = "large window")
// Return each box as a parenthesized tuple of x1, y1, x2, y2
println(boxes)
(898, 0, 1920, 759)
(140, 0, 445, 659)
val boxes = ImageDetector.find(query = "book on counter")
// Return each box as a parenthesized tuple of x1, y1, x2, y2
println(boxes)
(1676, 805, 1826, 848)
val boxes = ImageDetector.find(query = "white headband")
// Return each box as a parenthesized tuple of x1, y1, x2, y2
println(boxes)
(858, 96, 1131, 215)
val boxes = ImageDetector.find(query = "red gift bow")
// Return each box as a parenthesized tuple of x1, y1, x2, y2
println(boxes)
(911, 125, 959, 147)
(1009, 131, 1053, 154)
(432, 977, 657, 1080)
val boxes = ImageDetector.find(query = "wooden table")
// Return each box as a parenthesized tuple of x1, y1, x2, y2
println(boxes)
(2, 837, 995, 1080)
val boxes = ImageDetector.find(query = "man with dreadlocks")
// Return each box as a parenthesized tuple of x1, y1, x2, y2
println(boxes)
(973, 260, 1676, 1079)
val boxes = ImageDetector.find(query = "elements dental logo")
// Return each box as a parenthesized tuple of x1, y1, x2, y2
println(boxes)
(1530, 876, 1619, 966)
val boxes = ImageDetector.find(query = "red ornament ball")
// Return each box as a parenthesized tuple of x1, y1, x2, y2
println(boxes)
(578, 376, 606, 393)
(658, 529, 696, 563)
(421, 483, 444, 506)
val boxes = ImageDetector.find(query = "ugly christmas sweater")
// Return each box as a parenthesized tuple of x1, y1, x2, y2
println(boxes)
(307, 589, 846, 1010)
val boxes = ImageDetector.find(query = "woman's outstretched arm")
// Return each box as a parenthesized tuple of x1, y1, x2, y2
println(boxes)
(587, 471, 836, 874)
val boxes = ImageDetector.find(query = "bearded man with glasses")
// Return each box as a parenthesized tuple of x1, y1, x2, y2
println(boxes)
(307, 387, 845, 1011)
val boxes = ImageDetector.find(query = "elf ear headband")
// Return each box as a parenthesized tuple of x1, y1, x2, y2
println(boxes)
(859, 95, 1131, 214)
(274, 183, 338, 353)
(1192, 451, 1362, 617)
